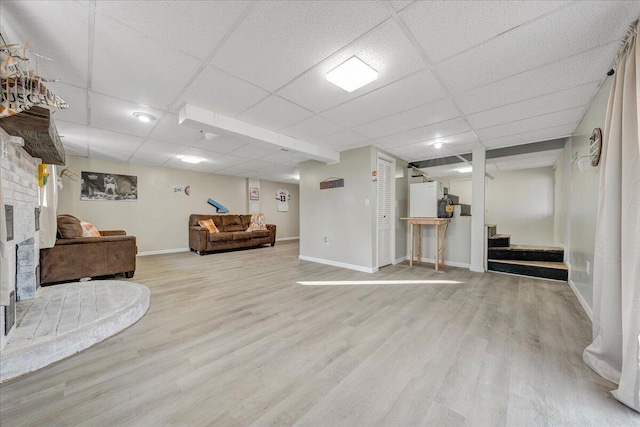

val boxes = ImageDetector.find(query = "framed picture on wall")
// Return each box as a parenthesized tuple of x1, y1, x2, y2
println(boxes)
(80, 171, 137, 201)
(250, 187, 259, 201)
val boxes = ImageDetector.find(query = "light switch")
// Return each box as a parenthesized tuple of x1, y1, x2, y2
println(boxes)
(364, 199, 370, 206)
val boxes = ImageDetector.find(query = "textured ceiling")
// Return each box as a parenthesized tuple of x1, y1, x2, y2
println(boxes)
(1, 1, 638, 184)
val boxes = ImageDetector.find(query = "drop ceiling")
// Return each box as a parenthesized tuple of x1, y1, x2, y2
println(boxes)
(1, 1, 637, 184)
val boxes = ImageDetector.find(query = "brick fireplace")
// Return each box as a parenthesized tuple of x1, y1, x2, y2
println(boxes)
(0, 128, 41, 351)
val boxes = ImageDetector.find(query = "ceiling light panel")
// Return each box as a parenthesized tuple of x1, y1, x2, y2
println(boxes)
(326, 56, 378, 92)
(210, 1, 389, 91)
(277, 19, 424, 112)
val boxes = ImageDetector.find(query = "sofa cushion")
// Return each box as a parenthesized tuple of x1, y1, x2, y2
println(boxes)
(251, 229, 271, 238)
(209, 232, 233, 242)
(198, 219, 219, 234)
(57, 215, 83, 239)
(232, 231, 253, 241)
(81, 221, 101, 237)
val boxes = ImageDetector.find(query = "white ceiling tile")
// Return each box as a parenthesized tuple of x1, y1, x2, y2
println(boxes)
(219, 159, 276, 174)
(207, 154, 256, 170)
(89, 147, 133, 163)
(129, 153, 172, 167)
(277, 19, 425, 112)
(353, 98, 460, 139)
(261, 150, 309, 166)
(395, 140, 482, 163)
(389, 1, 415, 12)
(90, 93, 163, 138)
(176, 65, 269, 116)
(375, 117, 471, 148)
(321, 70, 447, 127)
(476, 106, 584, 140)
(280, 116, 344, 141)
(149, 113, 204, 146)
(482, 124, 576, 148)
(92, 14, 202, 109)
(401, 1, 568, 64)
(194, 136, 248, 154)
(212, 1, 389, 91)
(228, 143, 280, 160)
(56, 121, 89, 156)
(436, 1, 640, 93)
(237, 96, 314, 130)
(136, 140, 187, 157)
(0, 1, 90, 88)
(162, 157, 196, 171)
(467, 81, 600, 129)
(96, 1, 249, 61)
(88, 128, 144, 153)
(312, 130, 370, 150)
(46, 83, 88, 125)
(455, 43, 618, 114)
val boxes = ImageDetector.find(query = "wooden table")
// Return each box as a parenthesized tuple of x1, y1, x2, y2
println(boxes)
(403, 217, 450, 271)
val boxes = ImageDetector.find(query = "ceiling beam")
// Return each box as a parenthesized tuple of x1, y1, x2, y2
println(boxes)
(179, 104, 340, 164)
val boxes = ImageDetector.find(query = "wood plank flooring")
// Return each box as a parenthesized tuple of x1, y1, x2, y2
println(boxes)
(1, 242, 638, 426)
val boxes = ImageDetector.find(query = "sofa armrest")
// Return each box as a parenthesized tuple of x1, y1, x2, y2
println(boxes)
(266, 224, 277, 246)
(100, 230, 126, 236)
(189, 226, 208, 252)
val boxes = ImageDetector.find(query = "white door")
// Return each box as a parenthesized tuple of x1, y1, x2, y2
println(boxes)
(377, 157, 393, 267)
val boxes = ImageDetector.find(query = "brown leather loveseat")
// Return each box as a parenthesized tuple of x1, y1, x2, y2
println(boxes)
(39, 215, 137, 285)
(189, 214, 276, 255)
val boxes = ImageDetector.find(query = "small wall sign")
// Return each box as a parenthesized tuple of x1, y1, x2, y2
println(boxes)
(372, 170, 377, 181)
(320, 178, 344, 190)
(250, 187, 259, 201)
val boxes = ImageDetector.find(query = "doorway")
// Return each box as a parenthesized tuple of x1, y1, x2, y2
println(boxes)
(377, 155, 395, 268)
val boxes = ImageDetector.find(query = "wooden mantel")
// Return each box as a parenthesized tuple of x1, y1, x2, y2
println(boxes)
(0, 106, 66, 165)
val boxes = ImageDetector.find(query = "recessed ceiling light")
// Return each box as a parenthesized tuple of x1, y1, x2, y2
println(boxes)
(292, 174, 300, 180)
(180, 155, 203, 164)
(434, 142, 443, 149)
(326, 56, 378, 92)
(456, 166, 472, 173)
(133, 112, 156, 123)
(202, 131, 219, 141)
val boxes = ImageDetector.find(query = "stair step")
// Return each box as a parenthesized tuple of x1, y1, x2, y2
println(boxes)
(488, 259, 568, 281)
(486, 224, 497, 238)
(488, 244, 564, 262)
(488, 234, 510, 247)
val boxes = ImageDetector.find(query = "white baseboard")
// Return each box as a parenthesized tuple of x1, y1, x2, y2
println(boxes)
(137, 247, 190, 256)
(394, 255, 408, 264)
(469, 267, 485, 273)
(568, 279, 593, 321)
(277, 236, 300, 241)
(420, 257, 471, 269)
(298, 255, 377, 273)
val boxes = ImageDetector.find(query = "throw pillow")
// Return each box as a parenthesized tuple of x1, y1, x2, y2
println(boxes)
(57, 214, 83, 239)
(198, 219, 220, 233)
(246, 213, 267, 231)
(80, 221, 101, 237)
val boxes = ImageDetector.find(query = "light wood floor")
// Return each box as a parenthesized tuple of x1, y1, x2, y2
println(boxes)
(1, 242, 638, 426)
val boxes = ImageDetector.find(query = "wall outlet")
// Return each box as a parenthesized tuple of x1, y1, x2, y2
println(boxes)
(586, 261, 590, 275)
(324, 236, 331, 244)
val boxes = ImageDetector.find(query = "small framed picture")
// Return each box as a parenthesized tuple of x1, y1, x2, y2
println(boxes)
(250, 187, 259, 201)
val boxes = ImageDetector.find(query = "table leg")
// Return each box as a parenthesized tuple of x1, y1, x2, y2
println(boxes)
(417, 224, 422, 264)
(439, 225, 445, 269)
(435, 224, 439, 271)
(409, 223, 414, 267)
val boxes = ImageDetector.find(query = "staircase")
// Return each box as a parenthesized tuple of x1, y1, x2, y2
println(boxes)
(486, 224, 568, 281)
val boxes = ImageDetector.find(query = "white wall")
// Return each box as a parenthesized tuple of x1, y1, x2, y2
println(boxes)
(299, 146, 408, 272)
(260, 180, 300, 240)
(58, 156, 299, 253)
(557, 76, 612, 314)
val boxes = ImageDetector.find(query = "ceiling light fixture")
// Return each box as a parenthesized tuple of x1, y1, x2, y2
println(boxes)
(180, 155, 203, 164)
(456, 166, 472, 173)
(133, 112, 156, 123)
(326, 56, 378, 92)
(434, 142, 443, 149)
(202, 131, 219, 141)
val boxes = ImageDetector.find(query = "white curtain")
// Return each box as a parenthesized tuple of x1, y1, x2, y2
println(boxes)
(583, 19, 640, 412)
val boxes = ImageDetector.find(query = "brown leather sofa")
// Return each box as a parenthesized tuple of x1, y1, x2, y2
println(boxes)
(39, 215, 137, 285)
(189, 214, 276, 255)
